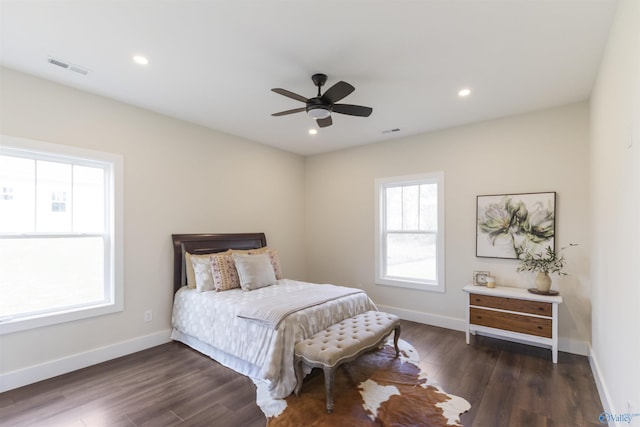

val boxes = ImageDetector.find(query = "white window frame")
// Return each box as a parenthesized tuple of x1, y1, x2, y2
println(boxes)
(0, 135, 124, 335)
(375, 172, 445, 292)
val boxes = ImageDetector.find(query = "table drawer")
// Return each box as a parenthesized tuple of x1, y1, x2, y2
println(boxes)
(469, 307, 552, 338)
(469, 293, 552, 317)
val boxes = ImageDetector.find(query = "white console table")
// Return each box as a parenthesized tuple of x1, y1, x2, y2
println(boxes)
(463, 284, 563, 363)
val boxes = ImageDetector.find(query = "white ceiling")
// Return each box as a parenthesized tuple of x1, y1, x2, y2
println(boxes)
(0, 0, 618, 156)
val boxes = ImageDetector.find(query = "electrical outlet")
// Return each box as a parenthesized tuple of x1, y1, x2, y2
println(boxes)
(144, 310, 152, 322)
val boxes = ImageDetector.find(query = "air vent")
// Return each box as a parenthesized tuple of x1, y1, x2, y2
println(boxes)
(47, 57, 89, 76)
(47, 57, 69, 69)
(69, 66, 89, 75)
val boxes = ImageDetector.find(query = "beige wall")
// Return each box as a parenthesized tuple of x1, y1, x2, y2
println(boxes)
(0, 67, 307, 376)
(590, 0, 640, 417)
(305, 102, 591, 353)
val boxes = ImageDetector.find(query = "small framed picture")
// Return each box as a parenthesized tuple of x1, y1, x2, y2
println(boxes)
(473, 271, 491, 286)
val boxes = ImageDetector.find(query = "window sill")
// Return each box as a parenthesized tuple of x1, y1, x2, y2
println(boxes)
(0, 301, 123, 335)
(376, 278, 445, 293)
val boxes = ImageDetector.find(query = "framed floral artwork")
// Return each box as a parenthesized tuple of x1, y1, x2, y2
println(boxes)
(476, 192, 556, 259)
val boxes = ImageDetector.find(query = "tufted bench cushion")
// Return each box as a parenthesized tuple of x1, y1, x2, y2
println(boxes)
(293, 310, 401, 413)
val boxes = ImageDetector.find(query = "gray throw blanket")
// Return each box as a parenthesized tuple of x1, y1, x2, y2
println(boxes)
(237, 283, 364, 329)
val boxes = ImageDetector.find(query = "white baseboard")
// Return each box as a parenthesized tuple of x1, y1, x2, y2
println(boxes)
(377, 304, 588, 356)
(0, 329, 172, 393)
(376, 304, 467, 332)
(589, 346, 617, 426)
(559, 337, 589, 356)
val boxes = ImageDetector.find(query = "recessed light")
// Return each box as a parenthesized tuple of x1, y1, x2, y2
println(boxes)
(308, 129, 318, 135)
(133, 55, 149, 65)
(458, 88, 471, 97)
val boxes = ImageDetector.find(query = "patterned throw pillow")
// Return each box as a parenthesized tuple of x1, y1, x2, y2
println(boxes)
(210, 251, 241, 291)
(185, 252, 217, 289)
(190, 254, 215, 292)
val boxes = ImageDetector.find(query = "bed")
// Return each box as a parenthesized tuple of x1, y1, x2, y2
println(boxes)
(170, 233, 377, 398)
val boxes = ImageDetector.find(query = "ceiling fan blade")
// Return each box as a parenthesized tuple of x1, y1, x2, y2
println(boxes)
(271, 107, 306, 116)
(321, 81, 355, 104)
(271, 88, 308, 103)
(316, 116, 333, 128)
(332, 104, 373, 117)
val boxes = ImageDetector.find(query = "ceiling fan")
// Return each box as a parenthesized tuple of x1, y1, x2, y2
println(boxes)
(271, 73, 373, 128)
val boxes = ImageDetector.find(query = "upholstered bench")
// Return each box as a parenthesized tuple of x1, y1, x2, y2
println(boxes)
(293, 310, 401, 413)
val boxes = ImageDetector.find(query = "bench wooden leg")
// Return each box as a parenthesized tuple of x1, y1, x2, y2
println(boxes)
(393, 324, 401, 356)
(323, 366, 335, 413)
(294, 357, 304, 396)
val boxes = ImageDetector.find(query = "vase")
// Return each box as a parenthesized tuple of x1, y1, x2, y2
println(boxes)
(535, 272, 552, 293)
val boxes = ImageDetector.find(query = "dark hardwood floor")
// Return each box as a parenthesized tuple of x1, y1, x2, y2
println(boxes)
(0, 321, 603, 427)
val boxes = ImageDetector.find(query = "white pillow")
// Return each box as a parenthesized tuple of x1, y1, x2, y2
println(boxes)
(231, 247, 283, 280)
(232, 253, 276, 291)
(190, 254, 215, 292)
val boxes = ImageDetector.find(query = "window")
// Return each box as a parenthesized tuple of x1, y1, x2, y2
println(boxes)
(375, 172, 445, 292)
(0, 135, 123, 334)
(1, 187, 13, 200)
(51, 191, 67, 212)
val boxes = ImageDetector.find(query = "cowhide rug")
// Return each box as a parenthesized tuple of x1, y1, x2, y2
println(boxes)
(254, 339, 470, 426)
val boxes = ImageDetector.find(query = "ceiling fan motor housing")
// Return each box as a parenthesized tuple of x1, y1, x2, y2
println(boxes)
(306, 97, 332, 119)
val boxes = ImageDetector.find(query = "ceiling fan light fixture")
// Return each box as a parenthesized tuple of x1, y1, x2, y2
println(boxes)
(306, 106, 331, 120)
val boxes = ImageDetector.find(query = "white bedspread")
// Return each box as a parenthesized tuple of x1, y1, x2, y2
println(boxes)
(237, 283, 364, 329)
(171, 279, 376, 398)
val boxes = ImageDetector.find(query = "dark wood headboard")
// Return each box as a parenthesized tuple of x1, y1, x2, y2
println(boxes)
(171, 233, 267, 293)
